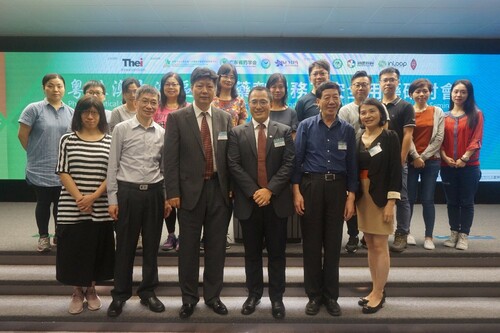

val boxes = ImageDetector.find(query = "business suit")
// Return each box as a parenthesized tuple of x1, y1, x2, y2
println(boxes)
(164, 104, 232, 305)
(228, 119, 295, 302)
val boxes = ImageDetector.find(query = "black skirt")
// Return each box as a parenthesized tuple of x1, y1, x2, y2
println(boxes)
(56, 222, 115, 286)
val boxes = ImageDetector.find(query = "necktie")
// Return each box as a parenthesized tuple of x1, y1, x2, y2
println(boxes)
(201, 112, 214, 179)
(257, 123, 268, 188)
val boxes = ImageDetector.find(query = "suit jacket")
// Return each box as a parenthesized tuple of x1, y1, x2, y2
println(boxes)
(228, 120, 295, 220)
(164, 105, 233, 211)
(357, 129, 402, 207)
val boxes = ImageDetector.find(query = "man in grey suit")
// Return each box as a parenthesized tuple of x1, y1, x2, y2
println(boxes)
(228, 86, 295, 319)
(164, 67, 233, 319)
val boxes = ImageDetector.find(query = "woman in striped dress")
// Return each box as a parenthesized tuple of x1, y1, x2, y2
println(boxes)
(56, 96, 114, 315)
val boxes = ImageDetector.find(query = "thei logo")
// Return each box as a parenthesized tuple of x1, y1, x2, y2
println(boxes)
(122, 58, 144, 67)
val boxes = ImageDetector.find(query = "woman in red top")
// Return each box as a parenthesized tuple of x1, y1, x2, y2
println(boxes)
(155, 72, 190, 251)
(440, 80, 483, 250)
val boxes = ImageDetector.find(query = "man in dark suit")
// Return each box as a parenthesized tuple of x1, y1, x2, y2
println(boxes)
(164, 67, 233, 319)
(228, 86, 295, 319)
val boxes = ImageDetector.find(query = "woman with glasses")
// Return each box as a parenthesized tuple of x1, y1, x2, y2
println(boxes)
(155, 72, 190, 252)
(109, 77, 141, 132)
(440, 80, 483, 250)
(55, 96, 114, 314)
(407, 79, 445, 250)
(18, 73, 74, 252)
(213, 63, 248, 127)
(266, 73, 298, 137)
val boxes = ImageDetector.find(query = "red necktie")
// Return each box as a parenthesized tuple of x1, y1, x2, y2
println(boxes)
(257, 123, 268, 188)
(201, 112, 214, 179)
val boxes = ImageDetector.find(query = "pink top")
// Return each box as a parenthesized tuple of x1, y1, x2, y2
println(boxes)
(153, 103, 190, 129)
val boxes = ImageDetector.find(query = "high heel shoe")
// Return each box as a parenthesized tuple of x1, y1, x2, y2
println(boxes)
(358, 297, 369, 306)
(362, 294, 386, 314)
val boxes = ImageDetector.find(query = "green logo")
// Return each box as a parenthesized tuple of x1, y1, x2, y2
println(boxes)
(332, 59, 343, 69)
(378, 60, 387, 68)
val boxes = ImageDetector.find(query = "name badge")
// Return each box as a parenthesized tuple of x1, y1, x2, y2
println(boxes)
(273, 137, 285, 148)
(218, 131, 228, 140)
(338, 141, 347, 150)
(368, 143, 382, 157)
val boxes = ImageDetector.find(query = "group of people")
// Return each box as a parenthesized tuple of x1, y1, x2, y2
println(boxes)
(17, 59, 483, 318)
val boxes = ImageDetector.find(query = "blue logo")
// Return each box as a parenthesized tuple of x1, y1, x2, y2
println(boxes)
(261, 59, 271, 69)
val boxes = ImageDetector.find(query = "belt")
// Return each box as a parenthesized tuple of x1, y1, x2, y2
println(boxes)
(204, 172, 218, 181)
(118, 180, 163, 191)
(303, 172, 345, 181)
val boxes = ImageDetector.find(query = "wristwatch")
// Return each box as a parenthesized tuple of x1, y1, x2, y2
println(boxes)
(460, 155, 470, 162)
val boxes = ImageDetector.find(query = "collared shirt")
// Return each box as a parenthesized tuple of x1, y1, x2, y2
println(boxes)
(107, 115, 165, 205)
(292, 114, 358, 193)
(18, 99, 74, 186)
(383, 96, 415, 145)
(251, 117, 270, 149)
(193, 102, 217, 171)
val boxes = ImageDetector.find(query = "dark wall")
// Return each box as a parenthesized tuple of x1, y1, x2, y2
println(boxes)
(2, 36, 500, 203)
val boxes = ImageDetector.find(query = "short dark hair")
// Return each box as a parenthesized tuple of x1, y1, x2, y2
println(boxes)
(71, 95, 108, 133)
(266, 73, 288, 105)
(308, 60, 331, 75)
(379, 67, 400, 79)
(121, 77, 141, 104)
(135, 84, 160, 101)
(248, 86, 272, 102)
(160, 72, 187, 109)
(216, 63, 239, 99)
(409, 78, 433, 96)
(351, 70, 372, 84)
(42, 73, 65, 87)
(358, 98, 388, 128)
(83, 80, 106, 95)
(190, 67, 218, 86)
(315, 81, 341, 99)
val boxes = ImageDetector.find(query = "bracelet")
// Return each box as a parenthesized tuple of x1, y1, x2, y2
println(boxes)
(460, 157, 469, 163)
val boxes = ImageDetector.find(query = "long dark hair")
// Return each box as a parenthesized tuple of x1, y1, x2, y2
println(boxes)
(216, 63, 239, 99)
(449, 79, 479, 128)
(71, 95, 108, 133)
(160, 72, 187, 109)
(266, 73, 288, 106)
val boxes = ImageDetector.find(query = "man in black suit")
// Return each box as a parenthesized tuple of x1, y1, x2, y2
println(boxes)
(164, 67, 233, 319)
(228, 86, 295, 319)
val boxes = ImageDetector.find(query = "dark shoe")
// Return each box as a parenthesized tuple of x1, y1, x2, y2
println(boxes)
(271, 300, 285, 319)
(107, 299, 125, 317)
(360, 236, 368, 249)
(241, 296, 260, 315)
(324, 298, 342, 316)
(179, 303, 195, 319)
(206, 298, 228, 315)
(305, 299, 321, 315)
(358, 297, 369, 306)
(345, 236, 359, 253)
(140, 295, 165, 313)
(390, 232, 408, 253)
(362, 296, 385, 314)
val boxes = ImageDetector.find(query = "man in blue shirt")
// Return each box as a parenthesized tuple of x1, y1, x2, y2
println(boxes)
(292, 81, 357, 317)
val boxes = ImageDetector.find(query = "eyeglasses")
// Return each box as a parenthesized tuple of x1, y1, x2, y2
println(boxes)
(194, 84, 215, 90)
(381, 78, 398, 83)
(164, 83, 180, 88)
(139, 99, 158, 107)
(82, 110, 100, 117)
(86, 90, 104, 96)
(249, 99, 270, 107)
(352, 83, 370, 89)
(220, 74, 235, 81)
(311, 71, 329, 77)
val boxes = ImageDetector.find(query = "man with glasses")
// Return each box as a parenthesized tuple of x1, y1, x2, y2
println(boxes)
(379, 67, 416, 253)
(338, 71, 372, 253)
(83, 80, 112, 124)
(228, 86, 295, 319)
(295, 59, 331, 122)
(106, 85, 171, 317)
(165, 67, 233, 319)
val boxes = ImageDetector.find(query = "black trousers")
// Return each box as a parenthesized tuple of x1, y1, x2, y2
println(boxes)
(164, 207, 177, 234)
(346, 215, 359, 238)
(111, 181, 164, 301)
(32, 185, 61, 237)
(300, 175, 346, 301)
(177, 178, 231, 305)
(240, 204, 287, 302)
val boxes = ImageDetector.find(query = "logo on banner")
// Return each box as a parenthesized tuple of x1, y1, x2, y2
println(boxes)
(122, 58, 144, 67)
(411, 59, 417, 70)
(261, 59, 271, 69)
(275, 59, 299, 67)
(357, 61, 375, 67)
(332, 59, 343, 69)
(220, 58, 257, 67)
(378, 60, 387, 68)
(347, 59, 356, 68)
